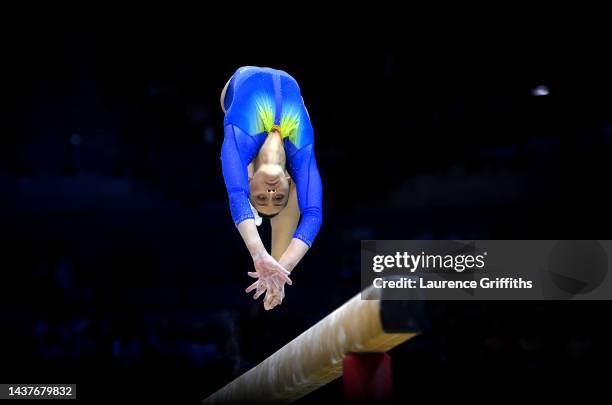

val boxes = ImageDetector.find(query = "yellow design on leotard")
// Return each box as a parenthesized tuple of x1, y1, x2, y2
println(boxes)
(254, 94, 301, 146)
(254, 95, 275, 134)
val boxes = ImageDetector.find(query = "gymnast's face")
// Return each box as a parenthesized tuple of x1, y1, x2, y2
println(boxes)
(249, 163, 290, 216)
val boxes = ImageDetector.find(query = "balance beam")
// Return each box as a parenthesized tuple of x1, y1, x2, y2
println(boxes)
(203, 287, 421, 404)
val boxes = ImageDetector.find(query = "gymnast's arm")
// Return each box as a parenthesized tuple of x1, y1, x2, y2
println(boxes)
(276, 144, 323, 273)
(220, 124, 264, 258)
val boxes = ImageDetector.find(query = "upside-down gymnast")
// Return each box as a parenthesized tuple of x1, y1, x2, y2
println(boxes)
(220, 66, 323, 310)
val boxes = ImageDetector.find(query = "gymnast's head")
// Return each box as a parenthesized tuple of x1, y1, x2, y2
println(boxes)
(249, 134, 291, 217)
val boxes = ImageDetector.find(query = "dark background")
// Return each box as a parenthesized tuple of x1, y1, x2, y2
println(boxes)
(2, 18, 611, 403)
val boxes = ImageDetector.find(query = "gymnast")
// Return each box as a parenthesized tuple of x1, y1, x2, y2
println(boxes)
(219, 66, 323, 310)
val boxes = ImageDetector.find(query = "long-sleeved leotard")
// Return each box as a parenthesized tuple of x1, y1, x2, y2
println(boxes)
(220, 66, 322, 247)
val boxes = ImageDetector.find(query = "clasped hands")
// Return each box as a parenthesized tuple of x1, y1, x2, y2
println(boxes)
(245, 250, 292, 310)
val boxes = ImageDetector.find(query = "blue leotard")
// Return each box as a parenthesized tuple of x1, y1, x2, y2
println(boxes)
(220, 66, 322, 247)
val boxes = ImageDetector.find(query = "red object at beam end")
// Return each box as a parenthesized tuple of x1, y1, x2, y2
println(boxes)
(343, 353, 393, 402)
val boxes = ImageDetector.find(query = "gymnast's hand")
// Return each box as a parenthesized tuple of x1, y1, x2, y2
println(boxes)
(263, 275, 286, 310)
(262, 254, 296, 310)
(245, 250, 292, 304)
